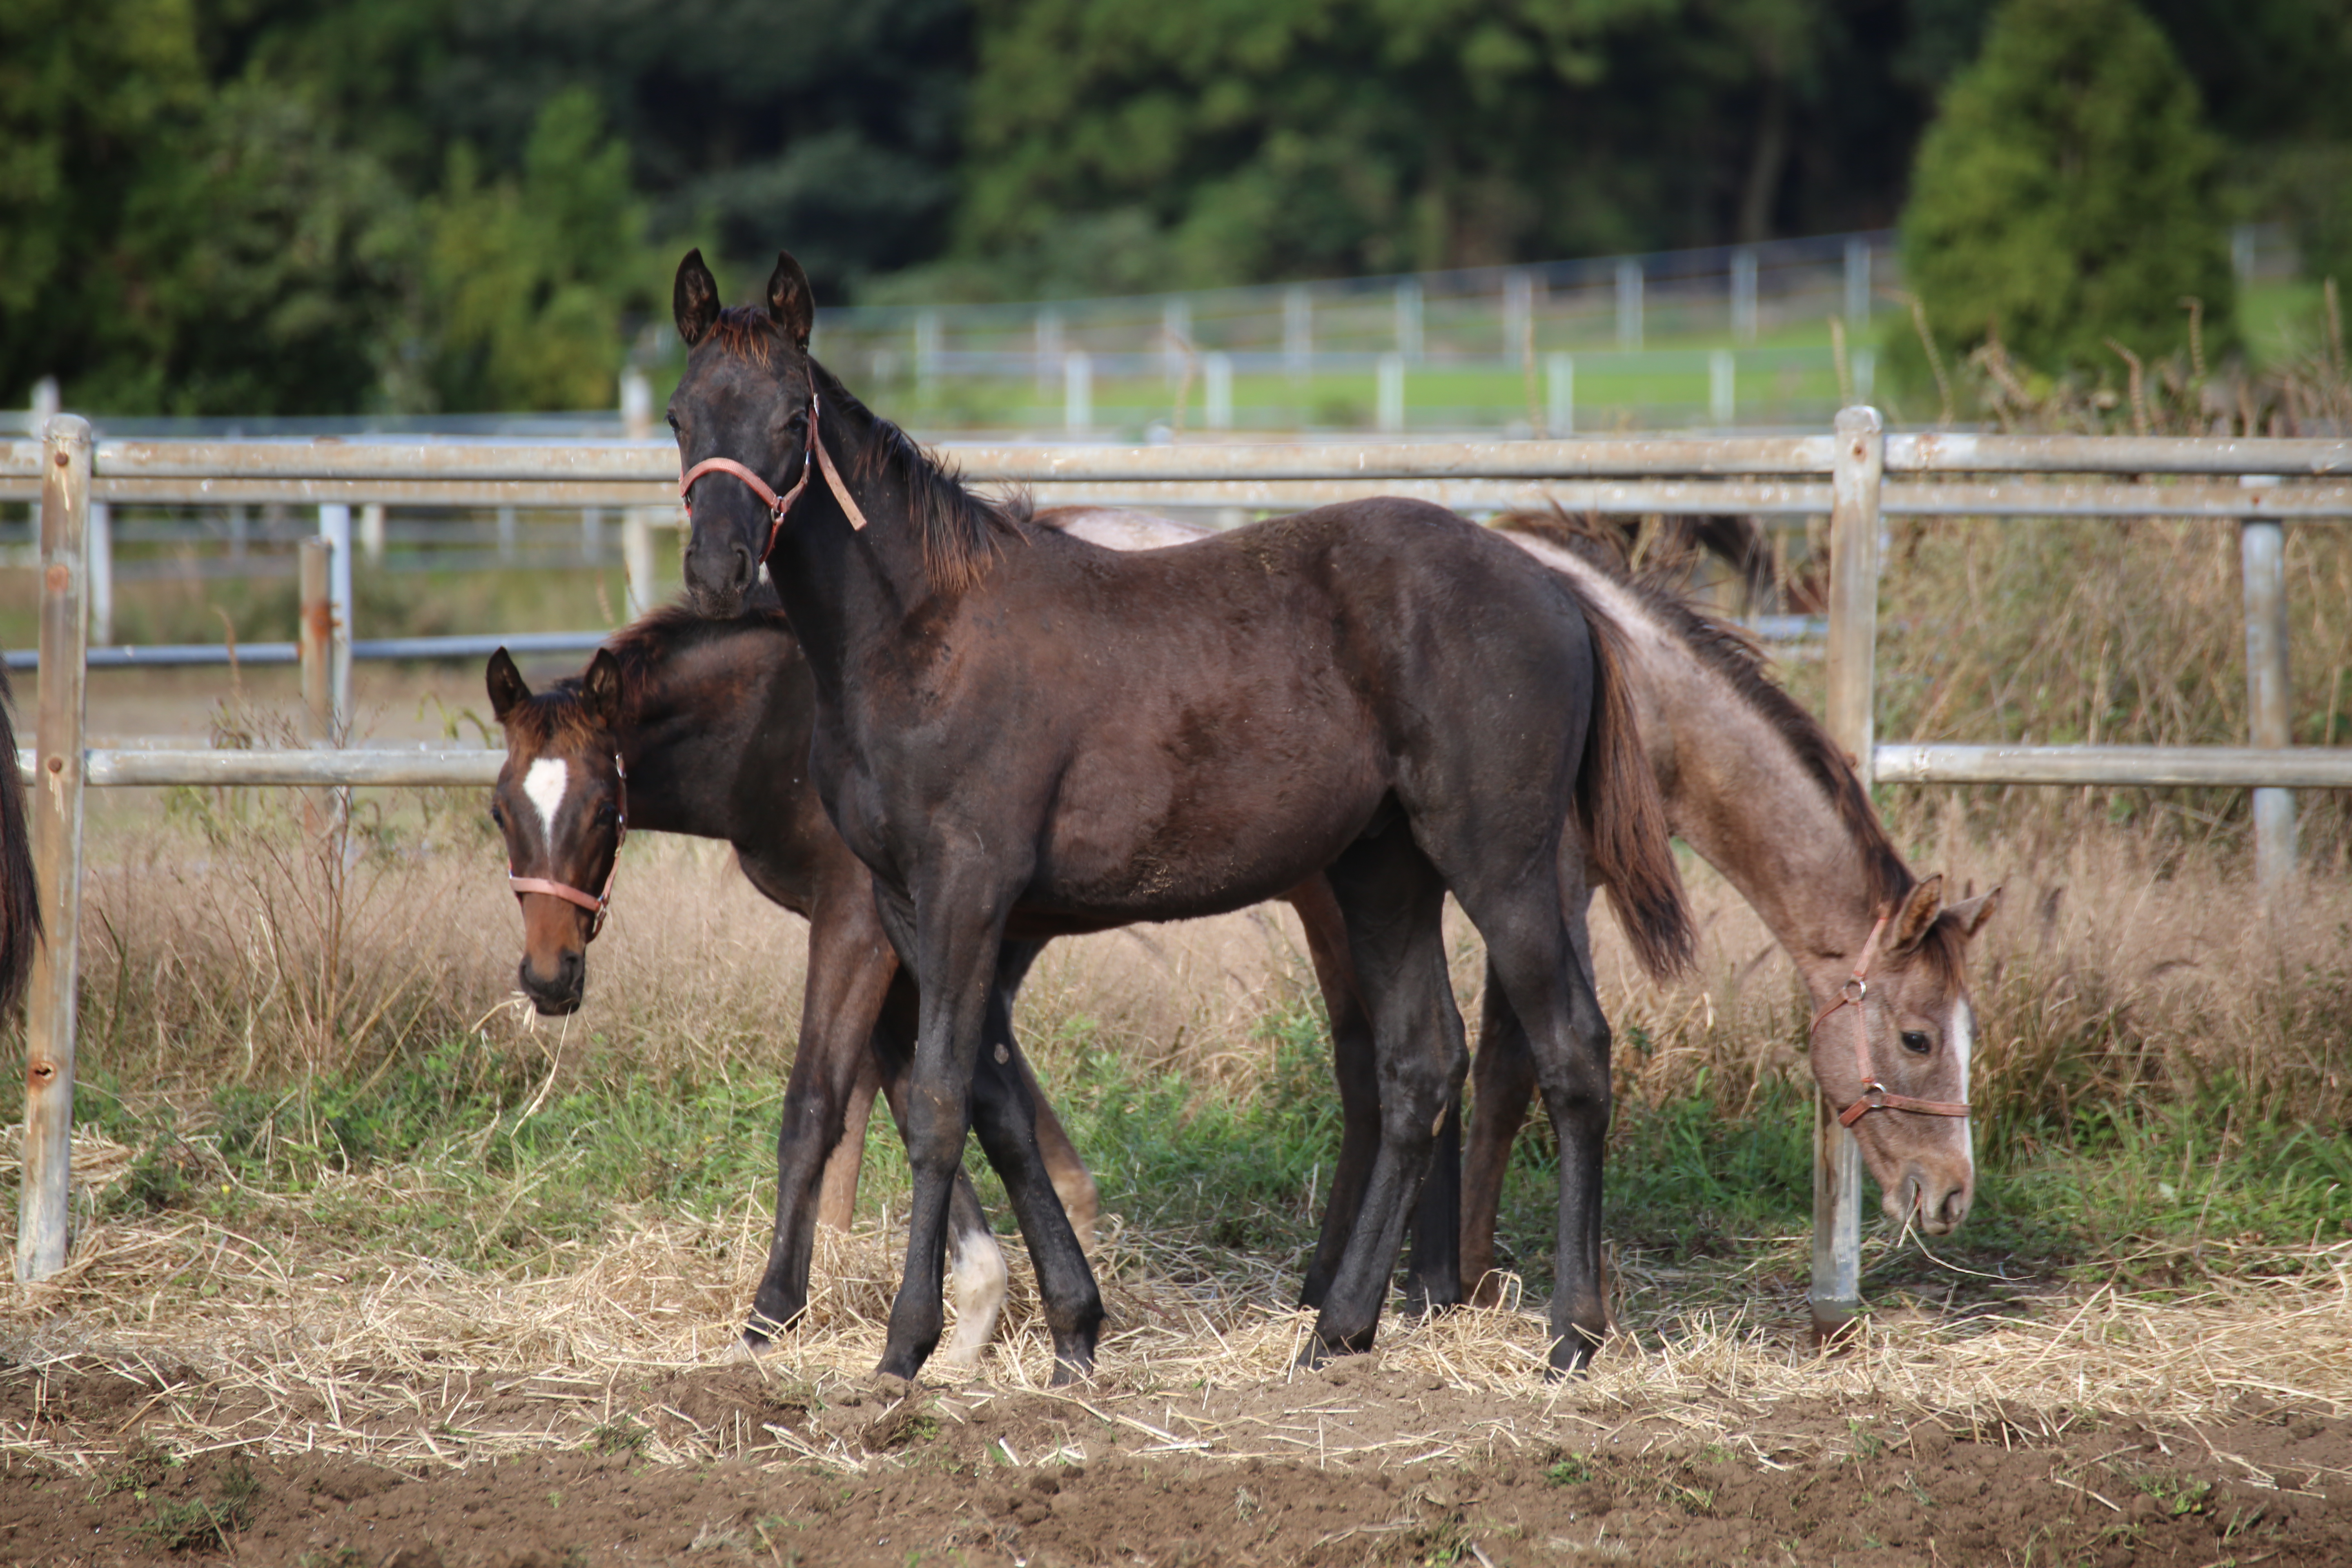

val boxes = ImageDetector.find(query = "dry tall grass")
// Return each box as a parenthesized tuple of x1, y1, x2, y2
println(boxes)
(29, 761, 2352, 1198)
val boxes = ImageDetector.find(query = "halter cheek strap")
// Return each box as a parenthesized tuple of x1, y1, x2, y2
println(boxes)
(507, 755, 628, 943)
(677, 390, 870, 561)
(1810, 909, 1972, 1127)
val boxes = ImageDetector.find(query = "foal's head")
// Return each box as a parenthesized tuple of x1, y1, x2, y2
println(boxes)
(486, 647, 628, 1016)
(668, 248, 820, 618)
(1820, 873, 2001, 1236)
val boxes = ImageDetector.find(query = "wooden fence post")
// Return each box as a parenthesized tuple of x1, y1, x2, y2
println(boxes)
(16, 413, 91, 1284)
(1814, 403, 1884, 1340)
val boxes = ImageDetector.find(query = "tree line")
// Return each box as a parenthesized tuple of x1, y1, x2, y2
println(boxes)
(2, 0, 2343, 416)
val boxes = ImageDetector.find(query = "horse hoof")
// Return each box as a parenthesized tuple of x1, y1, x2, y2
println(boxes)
(1547, 1333, 1602, 1378)
(1402, 1283, 1463, 1319)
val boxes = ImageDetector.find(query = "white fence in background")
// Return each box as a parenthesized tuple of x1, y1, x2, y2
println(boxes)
(10, 412, 2350, 1350)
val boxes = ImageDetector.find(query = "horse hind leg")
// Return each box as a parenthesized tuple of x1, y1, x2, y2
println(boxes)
(1305, 832, 1467, 1361)
(1456, 880, 1614, 1375)
(1461, 958, 1537, 1308)
(816, 1046, 886, 1233)
(1287, 876, 1380, 1312)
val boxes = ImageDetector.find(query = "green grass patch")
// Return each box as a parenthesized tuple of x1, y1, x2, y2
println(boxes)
(13, 984, 2345, 1307)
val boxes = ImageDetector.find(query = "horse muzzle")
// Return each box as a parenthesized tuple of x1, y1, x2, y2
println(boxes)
(518, 950, 586, 1016)
(683, 537, 759, 619)
(1886, 1160, 1973, 1235)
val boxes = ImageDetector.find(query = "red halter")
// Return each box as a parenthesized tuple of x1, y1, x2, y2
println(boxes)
(1811, 909, 1972, 1127)
(677, 390, 869, 561)
(507, 755, 628, 943)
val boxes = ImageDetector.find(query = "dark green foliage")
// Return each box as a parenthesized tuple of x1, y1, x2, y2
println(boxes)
(10, 0, 2352, 412)
(940, 0, 1929, 296)
(0, 0, 207, 409)
(1895, 0, 2236, 383)
(412, 89, 659, 414)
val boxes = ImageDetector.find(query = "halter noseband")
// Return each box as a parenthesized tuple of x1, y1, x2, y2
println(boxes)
(507, 755, 628, 943)
(677, 389, 870, 561)
(1811, 909, 1971, 1128)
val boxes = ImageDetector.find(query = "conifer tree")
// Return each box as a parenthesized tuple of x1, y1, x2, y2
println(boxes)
(1897, 0, 2235, 383)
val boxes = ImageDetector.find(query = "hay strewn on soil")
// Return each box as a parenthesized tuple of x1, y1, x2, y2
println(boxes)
(6, 1154, 2348, 1480)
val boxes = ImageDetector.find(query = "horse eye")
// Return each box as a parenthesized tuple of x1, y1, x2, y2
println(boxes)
(489, 802, 505, 828)
(1900, 1030, 1933, 1055)
(665, 411, 680, 432)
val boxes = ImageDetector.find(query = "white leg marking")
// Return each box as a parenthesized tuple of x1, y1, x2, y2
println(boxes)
(523, 757, 569, 841)
(940, 1225, 1011, 1368)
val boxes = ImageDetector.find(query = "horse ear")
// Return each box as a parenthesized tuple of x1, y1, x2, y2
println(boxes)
(675, 249, 721, 346)
(580, 648, 624, 730)
(766, 251, 814, 350)
(1888, 873, 1944, 955)
(1945, 884, 2002, 941)
(486, 647, 530, 722)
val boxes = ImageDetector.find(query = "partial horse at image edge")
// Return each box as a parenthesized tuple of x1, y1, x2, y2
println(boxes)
(0, 666, 40, 1016)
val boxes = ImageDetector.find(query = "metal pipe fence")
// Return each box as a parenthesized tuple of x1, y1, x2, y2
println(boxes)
(12, 412, 2351, 1349)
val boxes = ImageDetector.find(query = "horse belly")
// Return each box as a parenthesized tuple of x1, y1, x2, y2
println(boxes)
(1029, 738, 1383, 925)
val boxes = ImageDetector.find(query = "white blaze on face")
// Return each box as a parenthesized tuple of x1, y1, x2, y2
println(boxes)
(523, 757, 569, 842)
(1950, 998, 1976, 1134)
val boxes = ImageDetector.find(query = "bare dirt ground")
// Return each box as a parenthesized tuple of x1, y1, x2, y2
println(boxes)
(4, 1202, 2347, 1568)
(3, 1356, 2348, 1568)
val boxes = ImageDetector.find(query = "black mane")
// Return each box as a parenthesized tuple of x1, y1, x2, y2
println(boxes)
(702, 305, 1030, 595)
(815, 359, 1032, 593)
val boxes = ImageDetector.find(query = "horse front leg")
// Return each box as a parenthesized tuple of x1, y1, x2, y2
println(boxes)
(861, 991, 1013, 1370)
(872, 869, 1020, 1382)
(991, 940, 1101, 1254)
(967, 980, 1103, 1381)
(747, 872, 898, 1349)
(1405, 1094, 1462, 1314)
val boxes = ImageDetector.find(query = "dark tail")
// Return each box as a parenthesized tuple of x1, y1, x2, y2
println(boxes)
(1572, 595, 1695, 982)
(0, 664, 40, 1014)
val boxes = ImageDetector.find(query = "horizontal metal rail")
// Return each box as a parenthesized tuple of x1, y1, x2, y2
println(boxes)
(12, 431, 2352, 485)
(15, 747, 502, 788)
(4, 630, 610, 672)
(12, 474, 2352, 522)
(1874, 743, 2352, 788)
(23, 740, 2350, 793)
(1884, 433, 2352, 477)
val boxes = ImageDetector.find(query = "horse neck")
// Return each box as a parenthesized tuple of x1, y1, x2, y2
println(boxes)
(604, 631, 782, 841)
(1543, 553, 1902, 996)
(760, 377, 947, 710)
